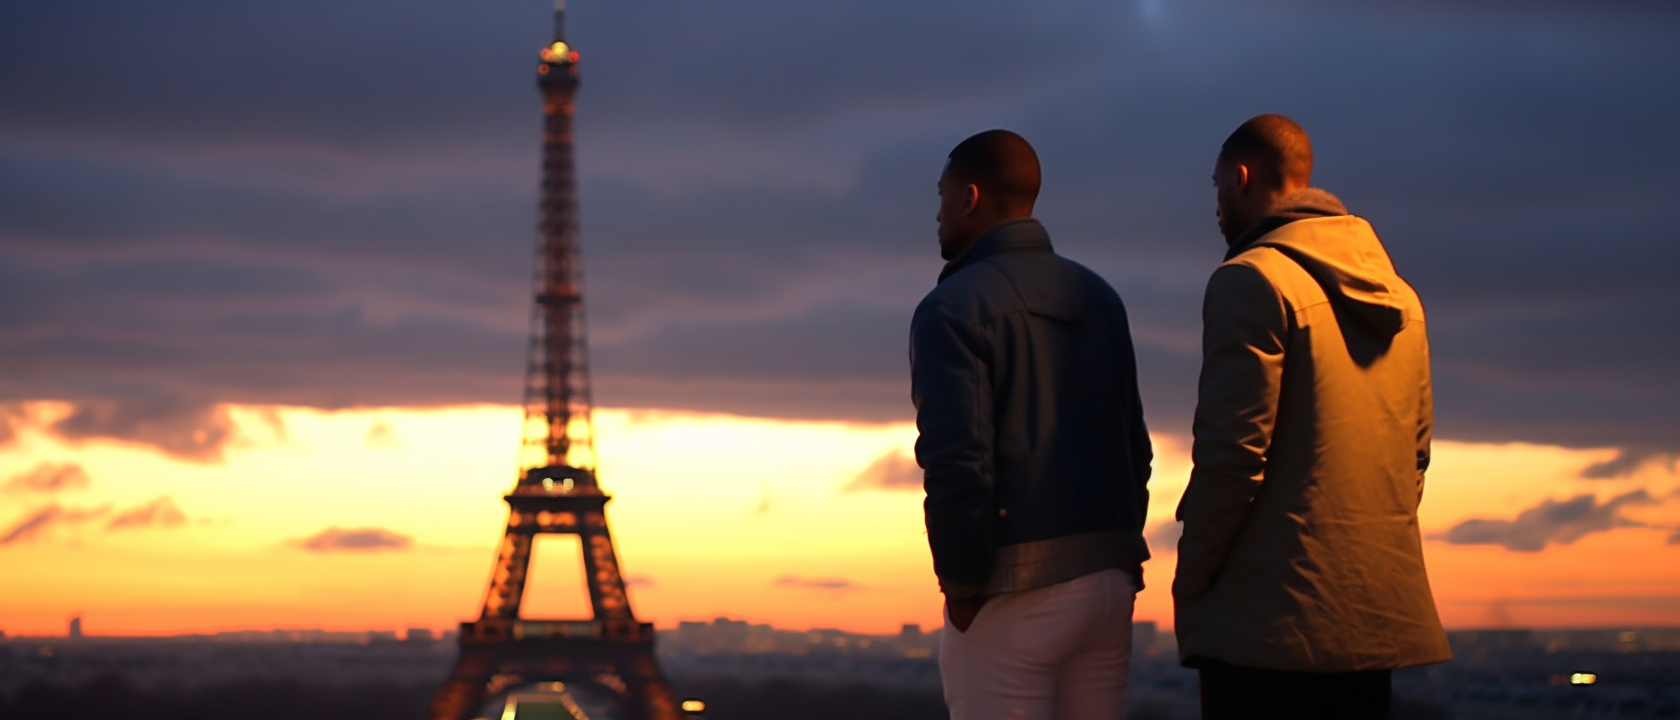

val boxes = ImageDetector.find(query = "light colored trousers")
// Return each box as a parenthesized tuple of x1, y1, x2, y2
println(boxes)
(940, 568, 1138, 720)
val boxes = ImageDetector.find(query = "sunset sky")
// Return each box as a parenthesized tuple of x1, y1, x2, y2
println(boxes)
(2, 0, 1678, 637)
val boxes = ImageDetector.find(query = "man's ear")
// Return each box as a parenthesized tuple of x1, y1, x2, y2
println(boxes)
(1234, 164, 1252, 195)
(962, 184, 981, 215)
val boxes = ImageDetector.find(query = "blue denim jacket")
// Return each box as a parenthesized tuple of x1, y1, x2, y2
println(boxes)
(911, 218, 1153, 599)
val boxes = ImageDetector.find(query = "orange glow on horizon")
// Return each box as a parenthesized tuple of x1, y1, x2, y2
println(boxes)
(0, 402, 1676, 637)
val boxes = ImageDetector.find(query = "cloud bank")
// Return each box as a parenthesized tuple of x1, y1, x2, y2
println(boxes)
(3, 462, 91, 494)
(1435, 489, 1676, 552)
(106, 496, 189, 531)
(0, 504, 111, 546)
(2, 0, 1676, 459)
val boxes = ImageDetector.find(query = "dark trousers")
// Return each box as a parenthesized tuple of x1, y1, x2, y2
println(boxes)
(1198, 661, 1393, 720)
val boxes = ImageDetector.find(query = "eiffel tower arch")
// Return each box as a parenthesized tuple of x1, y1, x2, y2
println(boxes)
(428, 2, 680, 718)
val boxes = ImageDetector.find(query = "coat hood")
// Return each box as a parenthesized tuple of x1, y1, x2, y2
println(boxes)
(1246, 189, 1412, 336)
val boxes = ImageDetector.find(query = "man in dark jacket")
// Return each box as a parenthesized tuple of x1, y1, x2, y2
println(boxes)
(911, 129, 1153, 720)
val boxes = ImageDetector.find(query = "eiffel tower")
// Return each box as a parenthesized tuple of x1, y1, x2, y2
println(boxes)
(428, 2, 680, 718)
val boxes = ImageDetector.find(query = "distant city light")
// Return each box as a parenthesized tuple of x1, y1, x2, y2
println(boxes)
(681, 698, 707, 713)
(1571, 672, 1598, 686)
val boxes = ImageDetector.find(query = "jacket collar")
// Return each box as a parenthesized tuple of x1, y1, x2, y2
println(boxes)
(1225, 188, 1349, 260)
(938, 218, 1052, 283)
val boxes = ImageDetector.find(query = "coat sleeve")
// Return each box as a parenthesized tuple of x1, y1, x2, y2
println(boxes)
(1174, 262, 1287, 604)
(910, 294, 995, 600)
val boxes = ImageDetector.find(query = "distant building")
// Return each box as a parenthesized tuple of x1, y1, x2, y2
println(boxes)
(713, 617, 749, 651)
(1452, 629, 1537, 670)
(898, 624, 933, 659)
(1133, 621, 1158, 657)
(674, 618, 759, 655)
(405, 628, 436, 643)
(68, 616, 83, 639)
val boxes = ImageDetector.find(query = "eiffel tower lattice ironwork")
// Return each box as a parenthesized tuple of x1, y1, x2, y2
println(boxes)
(428, 2, 680, 718)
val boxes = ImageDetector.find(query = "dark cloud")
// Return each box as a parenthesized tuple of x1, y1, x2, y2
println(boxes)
(105, 496, 188, 531)
(0, 0, 1676, 459)
(295, 526, 413, 553)
(1434, 490, 1673, 552)
(0, 503, 111, 546)
(773, 575, 860, 594)
(0, 0, 540, 181)
(50, 398, 236, 462)
(0, 243, 524, 430)
(1581, 448, 1676, 480)
(0, 496, 189, 544)
(3, 462, 91, 494)
(841, 450, 921, 493)
(625, 574, 656, 589)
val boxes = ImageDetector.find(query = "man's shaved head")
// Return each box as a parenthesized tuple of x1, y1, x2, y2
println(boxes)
(946, 129, 1042, 211)
(936, 130, 1041, 260)
(1212, 114, 1315, 244)
(1219, 114, 1313, 189)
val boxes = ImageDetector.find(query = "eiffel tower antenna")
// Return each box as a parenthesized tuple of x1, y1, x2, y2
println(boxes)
(521, 0, 595, 477)
(428, 2, 681, 717)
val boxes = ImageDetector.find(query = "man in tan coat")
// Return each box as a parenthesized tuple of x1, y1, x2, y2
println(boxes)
(1174, 114, 1452, 719)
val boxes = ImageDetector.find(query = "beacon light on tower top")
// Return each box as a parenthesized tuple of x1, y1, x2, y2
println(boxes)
(540, 0, 578, 68)
(540, 41, 579, 66)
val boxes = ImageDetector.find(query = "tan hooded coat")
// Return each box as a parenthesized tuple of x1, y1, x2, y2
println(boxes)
(1174, 204, 1452, 672)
